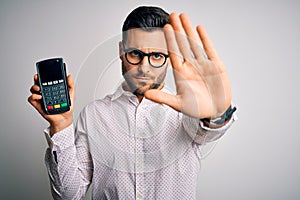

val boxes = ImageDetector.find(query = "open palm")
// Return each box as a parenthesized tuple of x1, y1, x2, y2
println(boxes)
(145, 13, 231, 119)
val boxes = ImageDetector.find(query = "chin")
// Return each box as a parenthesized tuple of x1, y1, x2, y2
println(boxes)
(133, 85, 150, 96)
(134, 83, 162, 96)
(133, 90, 145, 96)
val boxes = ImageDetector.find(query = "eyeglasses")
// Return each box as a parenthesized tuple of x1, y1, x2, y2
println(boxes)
(124, 48, 169, 68)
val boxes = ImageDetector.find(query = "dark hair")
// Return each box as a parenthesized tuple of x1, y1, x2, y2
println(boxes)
(122, 6, 170, 42)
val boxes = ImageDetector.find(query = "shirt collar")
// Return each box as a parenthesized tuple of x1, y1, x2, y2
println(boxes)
(111, 82, 135, 101)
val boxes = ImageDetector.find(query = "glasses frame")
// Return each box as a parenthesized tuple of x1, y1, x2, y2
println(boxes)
(123, 47, 169, 68)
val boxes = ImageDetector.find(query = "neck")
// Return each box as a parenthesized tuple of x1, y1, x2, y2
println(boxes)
(136, 95, 143, 103)
(122, 82, 144, 103)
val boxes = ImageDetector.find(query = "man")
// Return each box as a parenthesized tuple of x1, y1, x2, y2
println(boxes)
(28, 6, 236, 200)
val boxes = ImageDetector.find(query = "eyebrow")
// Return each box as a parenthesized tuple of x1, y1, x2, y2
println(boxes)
(124, 47, 168, 54)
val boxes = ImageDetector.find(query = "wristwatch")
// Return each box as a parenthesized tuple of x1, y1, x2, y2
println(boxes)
(203, 105, 237, 125)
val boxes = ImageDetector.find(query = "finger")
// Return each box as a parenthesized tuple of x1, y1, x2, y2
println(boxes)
(156, 82, 165, 91)
(144, 90, 181, 112)
(30, 84, 40, 94)
(179, 13, 205, 60)
(169, 13, 193, 60)
(67, 75, 75, 102)
(196, 25, 220, 61)
(34, 74, 39, 85)
(28, 94, 45, 115)
(28, 94, 42, 105)
(67, 75, 74, 90)
(164, 24, 182, 70)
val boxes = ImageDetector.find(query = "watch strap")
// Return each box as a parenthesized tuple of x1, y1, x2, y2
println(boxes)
(203, 105, 237, 125)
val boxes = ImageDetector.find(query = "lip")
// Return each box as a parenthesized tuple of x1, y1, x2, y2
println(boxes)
(134, 76, 151, 81)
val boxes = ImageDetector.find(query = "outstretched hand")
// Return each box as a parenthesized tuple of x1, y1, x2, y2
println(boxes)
(144, 13, 231, 119)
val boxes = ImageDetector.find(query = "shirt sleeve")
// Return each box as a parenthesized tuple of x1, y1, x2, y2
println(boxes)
(182, 110, 237, 145)
(44, 109, 93, 199)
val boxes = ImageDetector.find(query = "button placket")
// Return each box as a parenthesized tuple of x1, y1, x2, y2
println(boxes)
(135, 104, 145, 199)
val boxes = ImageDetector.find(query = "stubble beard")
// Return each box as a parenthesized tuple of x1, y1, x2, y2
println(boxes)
(122, 61, 166, 96)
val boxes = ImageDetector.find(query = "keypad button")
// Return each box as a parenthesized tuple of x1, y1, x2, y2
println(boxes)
(61, 102, 68, 107)
(44, 87, 50, 92)
(52, 86, 58, 91)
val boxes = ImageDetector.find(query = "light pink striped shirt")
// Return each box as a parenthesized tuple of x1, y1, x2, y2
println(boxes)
(44, 85, 236, 200)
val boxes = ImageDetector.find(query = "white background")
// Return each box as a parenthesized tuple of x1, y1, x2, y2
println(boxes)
(0, 0, 299, 199)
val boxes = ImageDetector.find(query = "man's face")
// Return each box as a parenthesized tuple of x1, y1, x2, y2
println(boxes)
(120, 29, 168, 96)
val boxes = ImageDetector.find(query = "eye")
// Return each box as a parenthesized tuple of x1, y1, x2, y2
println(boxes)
(129, 49, 141, 57)
(152, 52, 163, 60)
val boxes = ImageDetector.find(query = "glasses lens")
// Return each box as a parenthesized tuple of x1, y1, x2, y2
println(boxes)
(126, 49, 143, 65)
(149, 53, 166, 67)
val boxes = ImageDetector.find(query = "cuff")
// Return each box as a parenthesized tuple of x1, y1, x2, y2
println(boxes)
(44, 124, 74, 151)
(183, 112, 237, 144)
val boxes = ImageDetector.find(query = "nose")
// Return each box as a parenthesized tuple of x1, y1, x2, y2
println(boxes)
(138, 56, 151, 73)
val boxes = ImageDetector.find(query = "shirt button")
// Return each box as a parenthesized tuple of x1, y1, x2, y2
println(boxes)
(136, 161, 143, 172)
(137, 193, 143, 199)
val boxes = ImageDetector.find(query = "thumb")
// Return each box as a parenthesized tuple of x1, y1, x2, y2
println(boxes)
(67, 75, 74, 91)
(67, 75, 75, 100)
(144, 89, 181, 112)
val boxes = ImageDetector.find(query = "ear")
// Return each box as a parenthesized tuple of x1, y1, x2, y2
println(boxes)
(119, 41, 123, 60)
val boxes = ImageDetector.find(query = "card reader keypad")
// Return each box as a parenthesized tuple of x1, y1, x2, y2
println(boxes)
(42, 80, 68, 111)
